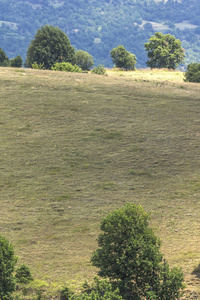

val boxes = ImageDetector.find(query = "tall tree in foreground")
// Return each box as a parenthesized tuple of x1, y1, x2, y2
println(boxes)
(25, 25, 76, 69)
(145, 32, 185, 69)
(91, 203, 185, 300)
(110, 45, 137, 70)
(0, 235, 17, 299)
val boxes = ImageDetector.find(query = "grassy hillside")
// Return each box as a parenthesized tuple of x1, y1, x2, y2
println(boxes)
(0, 67, 200, 298)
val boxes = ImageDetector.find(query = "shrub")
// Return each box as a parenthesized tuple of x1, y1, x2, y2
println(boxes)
(32, 62, 45, 69)
(184, 62, 200, 82)
(91, 65, 107, 75)
(51, 62, 82, 73)
(15, 264, 33, 284)
(70, 277, 124, 300)
(60, 286, 74, 300)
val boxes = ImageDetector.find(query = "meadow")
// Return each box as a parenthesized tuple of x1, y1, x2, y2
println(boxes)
(0, 67, 200, 298)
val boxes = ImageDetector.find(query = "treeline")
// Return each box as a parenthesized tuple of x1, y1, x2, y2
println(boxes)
(1, 0, 200, 67)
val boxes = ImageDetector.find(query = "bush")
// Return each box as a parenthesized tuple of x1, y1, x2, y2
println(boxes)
(10, 55, 23, 67)
(51, 62, 82, 73)
(184, 62, 200, 82)
(70, 277, 124, 300)
(31, 62, 45, 69)
(15, 264, 33, 284)
(91, 65, 107, 75)
(60, 286, 74, 300)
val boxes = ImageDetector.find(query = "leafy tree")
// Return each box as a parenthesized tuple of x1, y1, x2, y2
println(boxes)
(75, 50, 94, 71)
(0, 48, 9, 67)
(0, 235, 17, 299)
(144, 32, 185, 69)
(15, 264, 33, 284)
(91, 203, 185, 300)
(10, 55, 23, 67)
(110, 45, 137, 70)
(184, 62, 200, 82)
(25, 25, 76, 70)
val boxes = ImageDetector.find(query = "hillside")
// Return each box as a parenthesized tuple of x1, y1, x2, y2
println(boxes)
(1, 0, 200, 67)
(0, 67, 200, 298)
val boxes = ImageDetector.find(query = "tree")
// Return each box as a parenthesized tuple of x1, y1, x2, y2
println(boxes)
(25, 25, 76, 69)
(10, 55, 23, 67)
(110, 46, 137, 70)
(0, 48, 9, 67)
(0, 235, 17, 299)
(144, 32, 185, 69)
(91, 203, 185, 300)
(75, 50, 94, 71)
(184, 62, 200, 82)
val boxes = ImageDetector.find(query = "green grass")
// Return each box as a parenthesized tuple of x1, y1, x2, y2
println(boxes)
(0, 67, 200, 298)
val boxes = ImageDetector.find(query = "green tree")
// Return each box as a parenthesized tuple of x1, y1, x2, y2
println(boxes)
(25, 25, 76, 70)
(0, 235, 17, 299)
(110, 45, 137, 70)
(10, 55, 23, 67)
(144, 32, 185, 69)
(0, 48, 9, 67)
(184, 62, 200, 82)
(75, 50, 94, 71)
(91, 203, 185, 300)
(51, 62, 82, 73)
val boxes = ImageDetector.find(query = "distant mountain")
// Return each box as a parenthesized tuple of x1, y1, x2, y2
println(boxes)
(1, 0, 200, 67)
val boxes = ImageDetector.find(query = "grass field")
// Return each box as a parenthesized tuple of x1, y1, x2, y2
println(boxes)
(0, 67, 200, 298)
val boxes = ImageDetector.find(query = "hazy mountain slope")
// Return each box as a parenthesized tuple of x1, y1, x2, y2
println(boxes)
(0, 0, 200, 67)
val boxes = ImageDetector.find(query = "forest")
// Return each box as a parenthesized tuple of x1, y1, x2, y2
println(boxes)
(1, 0, 200, 67)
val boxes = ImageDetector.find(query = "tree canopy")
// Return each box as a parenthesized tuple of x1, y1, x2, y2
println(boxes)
(110, 45, 137, 70)
(91, 203, 185, 300)
(25, 25, 76, 69)
(145, 32, 185, 69)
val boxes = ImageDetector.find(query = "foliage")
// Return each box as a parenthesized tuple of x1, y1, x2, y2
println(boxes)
(91, 65, 107, 75)
(110, 45, 137, 70)
(51, 62, 82, 73)
(31, 62, 45, 70)
(15, 264, 33, 284)
(70, 277, 124, 300)
(76, 50, 94, 71)
(0, 48, 9, 67)
(91, 203, 185, 299)
(10, 55, 23, 68)
(25, 25, 76, 70)
(184, 62, 200, 82)
(60, 286, 74, 300)
(0, 234, 17, 299)
(145, 32, 185, 69)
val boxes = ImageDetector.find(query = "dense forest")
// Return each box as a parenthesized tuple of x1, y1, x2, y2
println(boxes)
(1, 0, 200, 67)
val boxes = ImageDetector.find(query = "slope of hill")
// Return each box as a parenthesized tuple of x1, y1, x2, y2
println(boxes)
(0, 67, 200, 298)
(1, 0, 200, 67)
